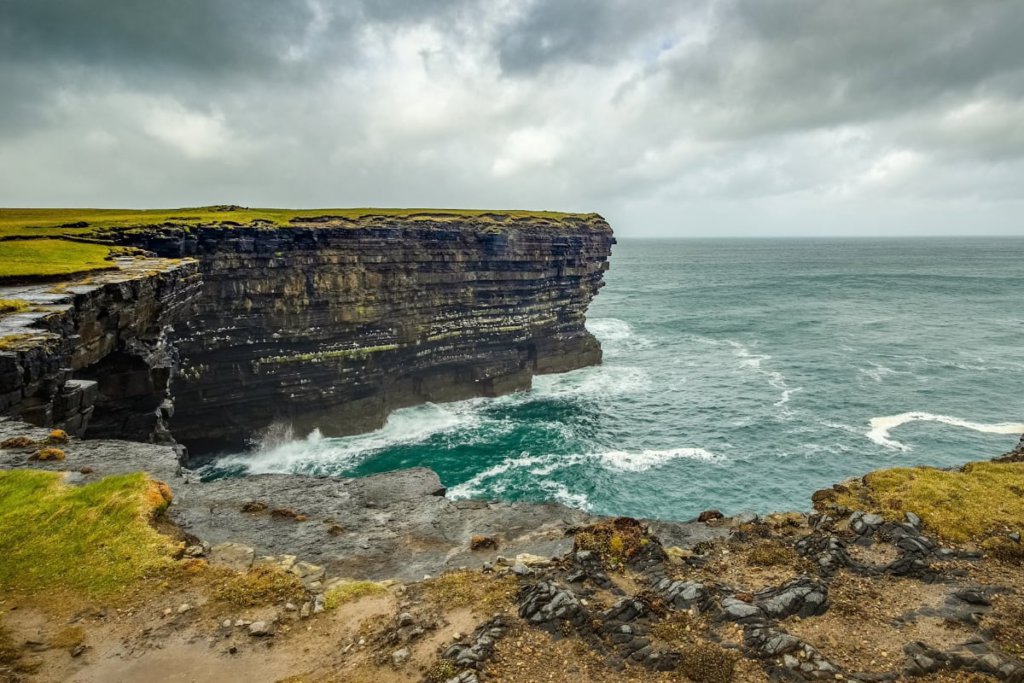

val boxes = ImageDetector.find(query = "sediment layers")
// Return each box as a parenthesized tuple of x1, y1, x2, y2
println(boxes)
(0, 258, 201, 441)
(114, 215, 614, 454)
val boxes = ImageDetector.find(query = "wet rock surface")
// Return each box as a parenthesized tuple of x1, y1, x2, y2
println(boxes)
(0, 258, 200, 442)
(0, 417, 720, 583)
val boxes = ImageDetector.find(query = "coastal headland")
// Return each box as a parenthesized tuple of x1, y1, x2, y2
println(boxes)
(0, 208, 1021, 682)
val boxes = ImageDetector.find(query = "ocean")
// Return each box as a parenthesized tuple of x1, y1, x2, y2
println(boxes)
(203, 238, 1024, 521)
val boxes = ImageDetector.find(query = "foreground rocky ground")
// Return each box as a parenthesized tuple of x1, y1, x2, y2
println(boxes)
(1, 423, 1023, 683)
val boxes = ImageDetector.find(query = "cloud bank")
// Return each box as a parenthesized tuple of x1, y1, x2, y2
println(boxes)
(1, 0, 1022, 236)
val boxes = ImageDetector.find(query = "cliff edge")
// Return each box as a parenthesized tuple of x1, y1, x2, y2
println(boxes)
(0, 208, 614, 455)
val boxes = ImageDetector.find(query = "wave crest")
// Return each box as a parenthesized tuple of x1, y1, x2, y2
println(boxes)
(867, 412, 1024, 451)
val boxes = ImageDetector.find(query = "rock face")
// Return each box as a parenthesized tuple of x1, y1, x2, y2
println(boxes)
(0, 258, 201, 441)
(114, 215, 613, 454)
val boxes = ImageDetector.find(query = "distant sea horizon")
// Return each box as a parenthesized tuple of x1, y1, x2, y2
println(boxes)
(205, 236, 1024, 521)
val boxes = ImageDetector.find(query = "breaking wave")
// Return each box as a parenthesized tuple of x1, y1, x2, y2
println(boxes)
(867, 412, 1024, 452)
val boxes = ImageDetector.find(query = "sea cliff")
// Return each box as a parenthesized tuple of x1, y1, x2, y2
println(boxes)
(0, 209, 613, 455)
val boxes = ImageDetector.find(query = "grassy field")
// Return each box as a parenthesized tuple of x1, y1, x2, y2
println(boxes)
(0, 470, 177, 598)
(0, 238, 115, 279)
(0, 206, 597, 240)
(831, 460, 1024, 543)
(0, 206, 599, 281)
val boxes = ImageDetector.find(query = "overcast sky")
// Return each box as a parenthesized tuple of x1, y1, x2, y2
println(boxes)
(1, 1, 1022, 237)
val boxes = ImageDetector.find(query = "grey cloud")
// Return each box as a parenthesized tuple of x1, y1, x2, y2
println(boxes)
(0, 0, 326, 78)
(654, 0, 1024, 139)
(0, 0, 1022, 237)
(496, 0, 688, 74)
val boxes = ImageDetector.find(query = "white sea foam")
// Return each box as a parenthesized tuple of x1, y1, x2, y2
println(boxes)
(586, 318, 651, 357)
(219, 401, 482, 474)
(586, 317, 634, 343)
(858, 362, 902, 383)
(867, 412, 1024, 451)
(538, 480, 591, 510)
(532, 365, 651, 399)
(447, 446, 722, 501)
(722, 340, 801, 417)
(596, 447, 722, 472)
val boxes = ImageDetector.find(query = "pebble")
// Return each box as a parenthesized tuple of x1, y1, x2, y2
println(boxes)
(177, 603, 191, 614)
(510, 562, 531, 576)
(248, 621, 274, 637)
(391, 647, 410, 667)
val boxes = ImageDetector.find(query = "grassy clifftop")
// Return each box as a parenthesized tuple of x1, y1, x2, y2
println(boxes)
(0, 206, 600, 239)
(0, 206, 604, 281)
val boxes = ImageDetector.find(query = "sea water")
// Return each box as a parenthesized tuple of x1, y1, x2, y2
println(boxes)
(204, 238, 1024, 520)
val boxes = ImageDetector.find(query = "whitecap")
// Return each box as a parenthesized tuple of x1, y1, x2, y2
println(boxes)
(596, 447, 723, 472)
(586, 317, 634, 343)
(531, 365, 651, 399)
(447, 446, 722, 501)
(867, 412, 1024, 451)
(721, 339, 798, 416)
(858, 362, 903, 383)
(586, 317, 651, 356)
(445, 452, 553, 499)
(538, 480, 591, 510)
(216, 401, 483, 474)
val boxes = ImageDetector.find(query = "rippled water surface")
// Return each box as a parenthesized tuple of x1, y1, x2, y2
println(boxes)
(205, 238, 1024, 520)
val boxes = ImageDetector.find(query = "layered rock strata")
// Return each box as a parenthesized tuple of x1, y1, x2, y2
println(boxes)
(111, 215, 613, 454)
(0, 258, 200, 441)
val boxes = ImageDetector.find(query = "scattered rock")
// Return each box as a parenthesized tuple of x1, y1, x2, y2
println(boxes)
(209, 542, 255, 571)
(698, 509, 724, 523)
(391, 647, 410, 667)
(248, 621, 274, 637)
(470, 535, 498, 551)
(510, 562, 531, 576)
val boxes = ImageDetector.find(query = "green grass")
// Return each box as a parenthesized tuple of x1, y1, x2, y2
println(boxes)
(0, 206, 601, 239)
(0, 299, 29, 314)
(213, 564, 306, 608)
(0, 470, 177, 598)
(0, 239, 114, 280)
(0, 206, 604, 282)
(323, 579, 389, 609)
(831, 461, 1024, 543)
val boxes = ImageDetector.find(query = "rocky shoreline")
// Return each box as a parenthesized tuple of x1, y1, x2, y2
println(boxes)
(2, 417, 1023, 682)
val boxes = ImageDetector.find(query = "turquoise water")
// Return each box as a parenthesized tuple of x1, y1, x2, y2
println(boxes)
(205, 238, 1024, 521)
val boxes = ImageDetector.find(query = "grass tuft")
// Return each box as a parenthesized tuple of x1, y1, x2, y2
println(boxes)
(213, 564, 306, 609)
(574, 517, 650, 569)
(0, 470, 177, 598)
(46, 429, 69, 444)
(423, 570, 517, 610)
(0, 299, 29, 314)
(31, 447, 65, 462)
(678, 641, 739, 683)
(0, 436, 35, 449)
(746, 540, 799, 567)
(323, 580, 388, 610)
(831, 461, 1024, 543)
(424, 659, 459, 682)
